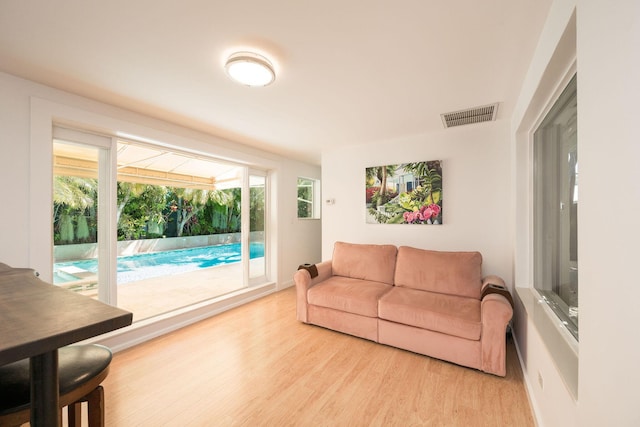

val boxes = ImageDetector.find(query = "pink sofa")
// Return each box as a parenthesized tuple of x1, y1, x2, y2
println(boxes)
(294, 242, 513, 376)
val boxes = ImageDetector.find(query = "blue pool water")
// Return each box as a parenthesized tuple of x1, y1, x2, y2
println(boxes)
(54, 242, 264, 285)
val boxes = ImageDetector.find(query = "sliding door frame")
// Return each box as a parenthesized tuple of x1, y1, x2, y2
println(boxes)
(52, 127, 118, 304)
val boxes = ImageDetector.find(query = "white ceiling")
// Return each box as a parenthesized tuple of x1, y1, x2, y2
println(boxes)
(0, 1, 552, 165)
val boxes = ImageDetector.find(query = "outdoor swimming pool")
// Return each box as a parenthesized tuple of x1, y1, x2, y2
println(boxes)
(54, 242, 264, 285)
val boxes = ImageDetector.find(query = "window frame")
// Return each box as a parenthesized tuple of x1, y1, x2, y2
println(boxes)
(52, 127, 118, 305)
(31, 98, 277, 321)
(532, 74, 579, 341)
(297, 176, 321, 219)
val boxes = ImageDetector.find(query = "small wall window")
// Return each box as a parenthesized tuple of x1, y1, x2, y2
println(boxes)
(297, 177, 320, 219)
(533, 74, 578, 341)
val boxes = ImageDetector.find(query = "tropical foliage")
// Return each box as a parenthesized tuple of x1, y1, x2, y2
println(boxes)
(53, 176, 97, 244)
(297, 178, 315, 218)
(53, 177, 256, 244)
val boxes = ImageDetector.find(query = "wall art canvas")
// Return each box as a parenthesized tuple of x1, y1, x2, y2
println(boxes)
(366, 160, 442, 224)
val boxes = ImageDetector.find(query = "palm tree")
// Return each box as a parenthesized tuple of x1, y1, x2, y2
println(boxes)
(53, 176, 97, 244)
(366, 164, 398, 208)
(171, 187, 232, 237)
(116, 182, 149, 225)
(53, 176, 96, 211)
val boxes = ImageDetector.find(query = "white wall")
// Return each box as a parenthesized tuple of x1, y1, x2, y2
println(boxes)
(512, 0, 640, 426)
(576, 0, 640, 425)
(321, 121, 512, 283)
(277, 158, 323, 283)
(511, 1, 579, 426)
(0, 71, 321, 289)
(0, 74, 32, 266)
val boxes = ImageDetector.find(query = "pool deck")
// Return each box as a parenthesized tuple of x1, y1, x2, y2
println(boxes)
(61, 260, 263, 321)
(118, 262, 246, 321)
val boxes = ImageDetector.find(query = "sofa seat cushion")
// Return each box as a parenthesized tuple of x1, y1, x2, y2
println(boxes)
(308, 276, 392, 317)
(378, 287, 481, 340)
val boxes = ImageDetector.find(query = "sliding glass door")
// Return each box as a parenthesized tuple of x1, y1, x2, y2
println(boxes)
(52, 131, 270, 321)
(113, 141, 248, 320)
(52, 127, 115, 304)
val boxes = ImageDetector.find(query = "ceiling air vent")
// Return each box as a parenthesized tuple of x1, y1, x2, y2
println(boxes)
(441, 103, 499, 128)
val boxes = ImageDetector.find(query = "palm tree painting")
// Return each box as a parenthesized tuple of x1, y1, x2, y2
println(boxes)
(365, 160, 442, 225)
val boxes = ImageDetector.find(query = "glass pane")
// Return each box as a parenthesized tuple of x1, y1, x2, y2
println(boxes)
(53, 141, 100, 298)
(533, 74, 578, 340)
(297, 177, 314, 218)
(114, 141, 246, 321)
(249, 174, 266, 280)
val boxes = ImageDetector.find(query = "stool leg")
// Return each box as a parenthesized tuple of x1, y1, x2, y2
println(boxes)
(68, 401, 82, 427)
(86, 385, 105, 427)
(66, 386, 105, 427)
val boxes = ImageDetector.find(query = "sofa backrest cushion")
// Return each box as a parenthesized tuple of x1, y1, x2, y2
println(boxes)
(332, 242, 397, 285)
(394, 246, 482, 299)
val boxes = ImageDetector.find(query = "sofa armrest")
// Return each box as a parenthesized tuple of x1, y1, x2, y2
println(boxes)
(481, 275, 506, 293)
(481, 275, 513, 309)
(480, 292, 513, 376)
(294, 260, 332, 322)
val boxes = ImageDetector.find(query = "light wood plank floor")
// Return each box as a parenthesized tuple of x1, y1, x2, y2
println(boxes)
(101, 287, 534, 427)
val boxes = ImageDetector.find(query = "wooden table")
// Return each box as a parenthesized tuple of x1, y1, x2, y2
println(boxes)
(0, 264, 132, 426)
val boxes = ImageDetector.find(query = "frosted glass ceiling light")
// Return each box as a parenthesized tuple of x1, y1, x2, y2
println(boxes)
(225, 52, 275, 87)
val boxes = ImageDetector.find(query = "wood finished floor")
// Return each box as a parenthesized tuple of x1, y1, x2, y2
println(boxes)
(101, 287, 534, 426)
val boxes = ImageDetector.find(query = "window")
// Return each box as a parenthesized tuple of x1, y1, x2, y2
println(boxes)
(297, 177, 320, 219)
(533, 74, 578, 340)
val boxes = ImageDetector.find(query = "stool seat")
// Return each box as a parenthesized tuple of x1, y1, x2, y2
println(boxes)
(0, 344, 112, 423)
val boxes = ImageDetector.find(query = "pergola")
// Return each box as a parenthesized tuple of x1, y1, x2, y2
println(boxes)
(53, 140, 242, 190)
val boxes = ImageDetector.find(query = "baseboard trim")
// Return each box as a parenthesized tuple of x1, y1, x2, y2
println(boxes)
(512, 329, 544, 427)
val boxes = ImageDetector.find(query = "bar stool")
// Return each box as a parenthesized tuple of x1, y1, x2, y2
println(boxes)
(0, 344, 112, 427)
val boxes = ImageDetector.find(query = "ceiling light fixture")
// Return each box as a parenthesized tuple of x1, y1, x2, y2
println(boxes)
(224, 51, 275, 87)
